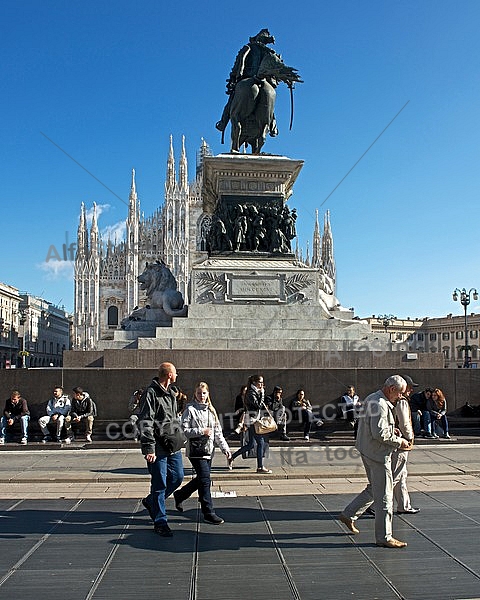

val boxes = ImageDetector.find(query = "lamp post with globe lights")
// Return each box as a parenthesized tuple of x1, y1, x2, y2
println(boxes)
(452, 288, 478, 368)
(377, 314, 396, 341)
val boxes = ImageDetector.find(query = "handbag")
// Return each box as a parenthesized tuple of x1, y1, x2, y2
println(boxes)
(253, 402, 278, 435)
(189, 435, 210, 458)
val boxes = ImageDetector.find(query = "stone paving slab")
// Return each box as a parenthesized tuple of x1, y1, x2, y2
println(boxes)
(1, 493, 480, 600)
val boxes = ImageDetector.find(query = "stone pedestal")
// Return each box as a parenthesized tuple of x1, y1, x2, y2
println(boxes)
(202, 153, 304, 214)
(96, 153, 388, 355)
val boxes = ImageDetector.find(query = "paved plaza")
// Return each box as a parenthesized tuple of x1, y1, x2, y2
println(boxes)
(1, 443, 480, 599)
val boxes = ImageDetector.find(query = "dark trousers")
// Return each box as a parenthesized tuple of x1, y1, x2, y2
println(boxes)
(175, 458, 214, 516)
(301, 409, 314, 437)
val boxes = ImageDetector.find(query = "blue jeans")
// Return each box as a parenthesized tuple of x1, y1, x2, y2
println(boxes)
(231, 425, 266, 468)
(146, 451, 184, 525)
(428, 412, 449, 436)
(175, 458, 214, 516)
(1, 415, 29, 440)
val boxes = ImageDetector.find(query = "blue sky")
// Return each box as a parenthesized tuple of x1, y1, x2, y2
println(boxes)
(2, 0, 480, 319)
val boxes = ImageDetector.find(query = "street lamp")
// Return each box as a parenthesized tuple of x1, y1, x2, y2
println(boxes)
(377, 314, 396, 338)
(453, 287, 478, 368)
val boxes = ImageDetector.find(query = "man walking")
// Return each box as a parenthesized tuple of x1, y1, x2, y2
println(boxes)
(393, 375, 420, 514)
(339, 375, 412, 548)
(138, 362, 185, 537)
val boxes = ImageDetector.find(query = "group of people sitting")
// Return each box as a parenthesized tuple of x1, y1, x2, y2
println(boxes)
(0, 386, 96, 445)
(409, 386, 450, 439)
(336, 382, 451, 440)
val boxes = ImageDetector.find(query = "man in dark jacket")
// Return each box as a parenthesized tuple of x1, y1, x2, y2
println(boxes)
(71, 387, 95, 442)
(138, 362, 185, 537)
(1, 390, 30, 444)
(409, 387, 432, 437)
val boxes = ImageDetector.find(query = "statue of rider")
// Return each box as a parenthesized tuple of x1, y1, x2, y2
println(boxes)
(216, 29, 279, 138)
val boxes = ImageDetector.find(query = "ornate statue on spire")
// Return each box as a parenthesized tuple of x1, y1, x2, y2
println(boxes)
(216, 29, 303, 154)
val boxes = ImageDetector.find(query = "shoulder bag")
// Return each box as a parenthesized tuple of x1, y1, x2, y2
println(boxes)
(253, 402, 278, 435)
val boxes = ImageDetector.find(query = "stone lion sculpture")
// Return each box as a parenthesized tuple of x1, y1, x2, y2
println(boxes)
(121, 261, 187, 330)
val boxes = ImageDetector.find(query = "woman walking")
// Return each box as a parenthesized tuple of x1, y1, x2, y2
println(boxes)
(174, 382, 232, 524)
(228, 374, 273, 474)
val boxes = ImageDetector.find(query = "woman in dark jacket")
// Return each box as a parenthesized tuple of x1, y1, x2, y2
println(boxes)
(228, 374, 272, 474)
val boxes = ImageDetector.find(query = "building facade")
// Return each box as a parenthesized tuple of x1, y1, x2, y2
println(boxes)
(0, 282, 21, 368)
(0, 283, 71, 368)
(73, 137, 337, 349)
(365, 314, 480, 369)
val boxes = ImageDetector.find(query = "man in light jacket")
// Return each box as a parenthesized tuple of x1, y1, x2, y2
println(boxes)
(38, 386, 73, 443)
(392, 375, 420, 514)
(339, 375, 412, 548)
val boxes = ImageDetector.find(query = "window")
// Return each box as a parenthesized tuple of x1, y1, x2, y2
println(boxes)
(470, 330, 478, 339)
(417, 333, 424, 341)
(108, 305, 119, 327)
(456, 331, 463, 340)
(407, 334, 414, 341)
(429, 333, 437, 341)
(457, 347, 464, 359)
(443, 347, 450, 360)
(442, 332, 450, 341)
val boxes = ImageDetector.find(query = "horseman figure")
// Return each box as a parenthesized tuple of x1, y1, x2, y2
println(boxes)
(216, 29, 303, 154)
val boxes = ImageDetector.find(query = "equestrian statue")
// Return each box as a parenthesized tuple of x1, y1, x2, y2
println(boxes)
(216, 29, 303, 154)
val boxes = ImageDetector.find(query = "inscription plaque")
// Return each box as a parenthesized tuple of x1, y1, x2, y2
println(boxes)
(226, 273, 286, 302)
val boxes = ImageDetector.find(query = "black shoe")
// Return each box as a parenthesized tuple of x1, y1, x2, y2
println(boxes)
(365, 506, 375, 516)
(42, 435, 52, 443)
(142, 497, 155, 521)
(204, 513, 224, 525)
(154, 523, 173, 537)
(173, 492, 184, 512)
(279, 434, 290, 441)
(397, 508, 420, 514)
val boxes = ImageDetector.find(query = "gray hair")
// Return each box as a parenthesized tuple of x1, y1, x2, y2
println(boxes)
(383, 375, 407, 390)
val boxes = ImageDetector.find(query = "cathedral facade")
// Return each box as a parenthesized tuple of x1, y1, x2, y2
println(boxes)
(73, 138, 336, 350)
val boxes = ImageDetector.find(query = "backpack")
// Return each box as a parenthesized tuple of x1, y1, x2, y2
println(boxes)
(91, 400, 98, 417)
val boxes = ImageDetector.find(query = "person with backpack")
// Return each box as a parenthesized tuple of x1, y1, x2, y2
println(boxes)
(71, 387, 96, 442)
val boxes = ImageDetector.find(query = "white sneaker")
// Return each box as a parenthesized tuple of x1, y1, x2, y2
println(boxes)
(20, 437, 27, 445)
(0, 438, 4, 445)
(86, 434, 92, 442)
(304, 435, 310, 441)
(64, 437, 72, 444)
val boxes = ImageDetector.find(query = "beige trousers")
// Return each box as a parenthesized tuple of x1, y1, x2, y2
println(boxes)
(342, 454, 394, 544)
(392, 449, 412, 512)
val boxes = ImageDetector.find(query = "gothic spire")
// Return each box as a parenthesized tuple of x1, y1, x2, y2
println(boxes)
(322, 210, 336, 283)
(90, 202, 99, 257)
(128, 168, 139, 222)
(312, 209, 321, 268)
(76, 202, 88, 258)
(179, 135, 188, 190)
(166, 134, 176, 192)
